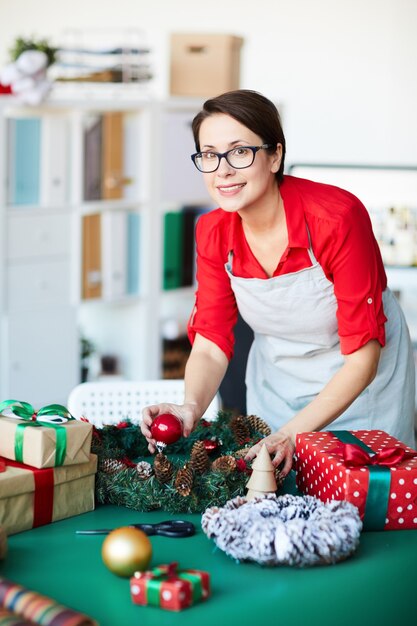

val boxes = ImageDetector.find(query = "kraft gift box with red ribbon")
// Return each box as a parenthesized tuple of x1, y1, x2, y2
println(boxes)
(0, 454, 97, 535)
(0, 400, 92, 469)
(130, 563, 210, 611)
(295, 430, 417, 531)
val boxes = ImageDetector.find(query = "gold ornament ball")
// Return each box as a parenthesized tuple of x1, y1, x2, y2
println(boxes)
(102, 527, 152, 577)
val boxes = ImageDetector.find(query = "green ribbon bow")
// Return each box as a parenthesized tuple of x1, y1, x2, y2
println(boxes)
(0, 399, 74, 466)
(142, 563, 203, 607)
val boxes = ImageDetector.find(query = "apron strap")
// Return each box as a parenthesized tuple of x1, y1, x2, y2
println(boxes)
(305, 223, 318, 265)
(227, 250, 234, 271)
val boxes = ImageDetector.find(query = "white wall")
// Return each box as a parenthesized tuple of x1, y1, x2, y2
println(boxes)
(0, 0, 416, 168)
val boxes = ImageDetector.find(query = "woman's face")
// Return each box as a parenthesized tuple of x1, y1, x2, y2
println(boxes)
(198, 113, 282, 214)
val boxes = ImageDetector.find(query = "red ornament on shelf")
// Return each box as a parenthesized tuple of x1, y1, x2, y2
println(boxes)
(151, 414, 183, 448)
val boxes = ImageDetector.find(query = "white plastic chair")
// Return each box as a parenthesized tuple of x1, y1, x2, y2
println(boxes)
(67, 379, 221, 427)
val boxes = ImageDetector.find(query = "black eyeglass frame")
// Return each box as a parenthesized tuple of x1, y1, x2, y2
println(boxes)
(191, 143, 274, 173)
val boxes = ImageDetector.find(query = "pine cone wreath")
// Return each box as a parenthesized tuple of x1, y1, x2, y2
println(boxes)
(136, 461, 153, 479)
(190, 441, 211, 475)
(212, 455, 237, 473)
(247, 414, 272, 436)
(230, 414, 251, 446)
(153, 453, 174, 484)
(175, 464, 194, 497)
(100, 458, 126, 474)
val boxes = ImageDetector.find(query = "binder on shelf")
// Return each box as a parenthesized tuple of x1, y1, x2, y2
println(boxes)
(83, 114, 103, 201)
(101, 210, 128, 300)
(40, 115, 69, 206)
(82, 213, 102, 299)
(127, 212, 140, 295)
(8, 117, 41, 206)
(163, 211, 184, 290)
(102, 111, 124, 200)
(181, 205, 211, 287)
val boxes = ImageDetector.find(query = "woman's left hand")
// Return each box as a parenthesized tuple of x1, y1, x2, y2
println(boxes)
(244, 430, 295, 478)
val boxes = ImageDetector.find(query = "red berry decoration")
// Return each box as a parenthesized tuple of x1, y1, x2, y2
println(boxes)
(150, 414, 182, 447)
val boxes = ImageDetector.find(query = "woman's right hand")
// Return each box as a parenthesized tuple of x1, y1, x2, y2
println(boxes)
(140, 402, 200, 453)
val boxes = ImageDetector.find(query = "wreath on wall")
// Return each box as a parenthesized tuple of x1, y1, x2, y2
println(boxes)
(92, 411, 284, 514)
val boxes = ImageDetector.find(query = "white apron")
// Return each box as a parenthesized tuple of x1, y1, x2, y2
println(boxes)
(225, 237, 416, 449)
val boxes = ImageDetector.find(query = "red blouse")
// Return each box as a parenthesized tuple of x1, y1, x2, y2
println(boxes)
(188, 175, 387, 361)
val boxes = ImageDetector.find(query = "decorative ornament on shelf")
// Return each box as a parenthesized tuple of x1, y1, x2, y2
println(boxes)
(245, 443, 277, 500)
(150, 414, 183, 452)
(0, 37, 57, 105)
(102, 526, 152, 577)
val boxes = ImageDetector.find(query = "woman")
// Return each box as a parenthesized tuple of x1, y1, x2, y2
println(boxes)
(141, 89, 416, 476)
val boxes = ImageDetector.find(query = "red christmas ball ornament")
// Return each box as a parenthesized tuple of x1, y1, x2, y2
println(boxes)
(150, 413, 182, 447)
(202, 438, 219, 454)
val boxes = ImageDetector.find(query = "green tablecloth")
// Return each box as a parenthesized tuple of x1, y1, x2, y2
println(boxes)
(1, 480, 417, 626)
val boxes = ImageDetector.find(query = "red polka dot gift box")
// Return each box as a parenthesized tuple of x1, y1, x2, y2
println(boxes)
(130, 562, 210, 611)
(295, 430, 417, 531)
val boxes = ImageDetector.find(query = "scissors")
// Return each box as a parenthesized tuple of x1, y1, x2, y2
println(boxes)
(75, 519, 196, 538)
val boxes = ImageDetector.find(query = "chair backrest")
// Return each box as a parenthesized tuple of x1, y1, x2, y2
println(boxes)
(67, 379, 221, 427)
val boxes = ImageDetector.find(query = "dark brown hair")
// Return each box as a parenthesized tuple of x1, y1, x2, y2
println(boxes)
(192, 89, 286, 183)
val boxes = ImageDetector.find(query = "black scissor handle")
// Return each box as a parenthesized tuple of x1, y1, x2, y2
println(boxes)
(133, 520, 195, 538)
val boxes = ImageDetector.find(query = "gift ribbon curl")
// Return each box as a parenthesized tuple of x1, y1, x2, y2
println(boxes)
(0, 399, 74, 466)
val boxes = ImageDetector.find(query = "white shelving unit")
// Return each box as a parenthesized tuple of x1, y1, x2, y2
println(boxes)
(0, 90, 211, 405)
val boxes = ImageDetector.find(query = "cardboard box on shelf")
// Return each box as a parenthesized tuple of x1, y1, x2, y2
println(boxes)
(170, 33, 244, 97)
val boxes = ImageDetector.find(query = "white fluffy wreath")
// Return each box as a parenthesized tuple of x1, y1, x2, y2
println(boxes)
(202, 493, 362, 567)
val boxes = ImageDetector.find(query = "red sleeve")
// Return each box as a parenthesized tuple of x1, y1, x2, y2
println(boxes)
(187, 213, 238, 360)
(316, 196, 387, 355)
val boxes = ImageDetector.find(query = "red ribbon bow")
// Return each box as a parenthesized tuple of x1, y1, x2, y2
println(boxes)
(343, 443, 416, 467)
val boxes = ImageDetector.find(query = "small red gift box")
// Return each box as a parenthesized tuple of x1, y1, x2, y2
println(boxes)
(295, 430, 417, 531)
(130, 562, 210, 611)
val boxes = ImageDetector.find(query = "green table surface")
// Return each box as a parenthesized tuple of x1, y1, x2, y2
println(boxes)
(1, 475, 417, 626)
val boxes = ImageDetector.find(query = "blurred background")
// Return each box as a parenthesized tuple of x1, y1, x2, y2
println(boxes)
(0, 0, 416, 415)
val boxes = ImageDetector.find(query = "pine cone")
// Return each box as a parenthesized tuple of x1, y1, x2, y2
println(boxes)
(234, 447, 251, 458)
(230, 414, 251, 446)
(175, 464, 194, 497)
(100, 458, 125, 474)
(153, 453, 174, 484)
(136, 461, 153, 479)
(247, 414, 272, 436)
(212, 455, 237, 473)
(190, 441, 211, 475)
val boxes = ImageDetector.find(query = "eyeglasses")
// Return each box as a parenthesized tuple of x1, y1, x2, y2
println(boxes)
(191, 144, 273, 173)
